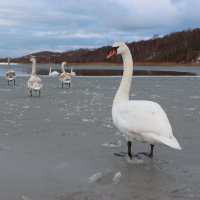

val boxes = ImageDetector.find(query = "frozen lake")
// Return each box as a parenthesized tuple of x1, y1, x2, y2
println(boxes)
(0, 76, 199, 200)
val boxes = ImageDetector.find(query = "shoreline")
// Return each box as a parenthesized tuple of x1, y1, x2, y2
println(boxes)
(1, 62, 200, 67)
(69, 62, 200, 67)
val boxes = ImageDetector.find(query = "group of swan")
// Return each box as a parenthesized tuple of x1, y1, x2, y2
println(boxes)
(26, 58, 75, 96)
(49, 62, 76, 88)
(49, 65, 76, 77)
(107, 42, 181, 160)
(6, 58, 16, 85)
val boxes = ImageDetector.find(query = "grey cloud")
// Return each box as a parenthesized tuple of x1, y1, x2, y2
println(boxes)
(0, 0, 199, 57)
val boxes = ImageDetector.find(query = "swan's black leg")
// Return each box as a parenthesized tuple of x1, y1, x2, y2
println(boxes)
(127, 141, 133, 159)
(69, 83, 70, 88)
(138, 144, 154, 157)
(8, 81, 9, 86)
(14, 79, 15, 85)
(30, 90, 32, 96)
(62, 82, 63, 88)
(39, 90, 41, 97)
(150, 144, 154, 157)
(113, 141, 133, 158)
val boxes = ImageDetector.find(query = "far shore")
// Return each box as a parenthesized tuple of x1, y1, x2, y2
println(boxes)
(70, 62, 200, 67)
(1, 61, 200, 67)
(35, 62, 200, 67)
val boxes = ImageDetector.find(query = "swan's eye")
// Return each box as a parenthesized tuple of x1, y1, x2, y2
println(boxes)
(113, 46, 119, 52)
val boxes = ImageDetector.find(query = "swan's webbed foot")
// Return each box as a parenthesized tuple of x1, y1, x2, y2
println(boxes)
(138, 144, 154, 158)
(137, 152, 153, 157)
(113, 152, 127, 157)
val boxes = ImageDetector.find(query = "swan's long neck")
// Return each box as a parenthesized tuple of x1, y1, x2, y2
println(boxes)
(113, 50, 133, 107)
(61, 63, 65, 73)
(8, 59, 11, 71)
(49, 66, 52, 74)
(31, 60, 36, 76)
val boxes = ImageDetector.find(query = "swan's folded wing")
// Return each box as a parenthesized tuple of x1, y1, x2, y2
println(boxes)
(115, 100, 173, 138)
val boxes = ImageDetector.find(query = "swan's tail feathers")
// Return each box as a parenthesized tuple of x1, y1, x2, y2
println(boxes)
(160, 136, 182, 150)
(142, 133, 182, 150)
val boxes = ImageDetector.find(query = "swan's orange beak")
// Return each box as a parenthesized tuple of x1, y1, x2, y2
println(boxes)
(107, 49, 117, 59)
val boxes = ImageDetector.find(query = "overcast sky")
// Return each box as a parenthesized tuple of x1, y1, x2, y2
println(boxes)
(0, 0, 200, 58)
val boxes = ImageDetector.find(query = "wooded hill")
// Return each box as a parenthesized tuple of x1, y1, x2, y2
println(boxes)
(1, 28, 200, 64)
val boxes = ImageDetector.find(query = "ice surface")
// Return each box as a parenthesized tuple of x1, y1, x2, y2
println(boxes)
(23, 105, 30, 109)
(126, 156, 144, 164)
(21, 196, 32, 200)
(89, 172, 102, 183)
(0, 76, 199, 200)
(112, 172, 122, 185)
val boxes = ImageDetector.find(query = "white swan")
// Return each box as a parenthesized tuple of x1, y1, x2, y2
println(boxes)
(28, 57, 43, 96)
(59, 61, 71, 88)
(107, 42, 181, 159)
(49, 66, 60, 76)
(69, 66, 76, 76)
(6, 58, 16, 85)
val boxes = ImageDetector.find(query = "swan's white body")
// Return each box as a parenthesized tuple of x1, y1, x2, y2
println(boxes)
(59, 62, 71, 88)
(49, 66, 60, 76)
(108, 42, 181, 155)
(6, 58, 16, 85)
(28, 57, 43, 96)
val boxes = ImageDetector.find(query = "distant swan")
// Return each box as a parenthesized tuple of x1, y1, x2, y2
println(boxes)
(107, 42, 181, 159)
(49, 66, 60, 76)
(28, 57, 43, 96)
(6, 58, 16, 85)
(69, 66, 76, 76)
(59, 61, 71, 88)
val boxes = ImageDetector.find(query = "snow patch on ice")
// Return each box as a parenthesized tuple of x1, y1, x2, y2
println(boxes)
(89, 172, 102, 183)
(103, 123, 113, 128)
(190, 96, 200, 99)
(0, 89, 11, 91)
(151, 94, 161, 99)
(185, 107, 195, 111)
(21, 196, 32, 200)
(102, 140, 121, 148)
(127, 156, 144, 164)
(82, 118, 95, 122)
(112, 172, 122, 185)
